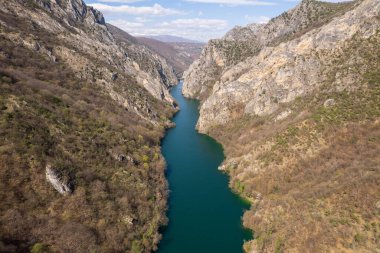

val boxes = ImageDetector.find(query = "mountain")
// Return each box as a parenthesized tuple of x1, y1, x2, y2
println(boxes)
(183, 0, 380, 252)
(106, 24, 179, 88)
(168, 42, 205, 64)
(137, 36, 204, 77)
(144, 35, 202, 43)
(0, 0, 178, 252)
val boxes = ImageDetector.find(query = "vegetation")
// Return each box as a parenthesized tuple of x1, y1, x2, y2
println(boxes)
(208, 22, 380, 253)
(0, 4, 174, 252)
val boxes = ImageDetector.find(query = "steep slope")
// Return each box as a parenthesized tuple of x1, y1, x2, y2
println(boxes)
(137, 36, 204, 78)
(0, 0, 177, 252)
(106, 24, 178, 89)
(183, 0, 357, 99)
(183, 0, 380, 252)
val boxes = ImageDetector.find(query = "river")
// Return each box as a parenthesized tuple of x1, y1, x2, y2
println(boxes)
(157, 81, 251, 253)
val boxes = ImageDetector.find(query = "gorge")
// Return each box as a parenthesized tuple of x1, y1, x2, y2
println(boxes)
(0, 0, 379, 252)
(158, 82, 251, 253)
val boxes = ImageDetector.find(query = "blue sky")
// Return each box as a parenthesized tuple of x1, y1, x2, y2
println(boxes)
(84, 0, 346, 42)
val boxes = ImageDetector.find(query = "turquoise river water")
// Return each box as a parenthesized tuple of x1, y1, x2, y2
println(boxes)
(157, 81, 251, 253)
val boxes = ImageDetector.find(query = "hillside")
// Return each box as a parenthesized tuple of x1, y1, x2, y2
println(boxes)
(0, 0, 178, 252)
(137, 36, 204, 78)
(183, 0, 380, 252)
(106, 24, 179, 88)
(168, 42, 204, 65)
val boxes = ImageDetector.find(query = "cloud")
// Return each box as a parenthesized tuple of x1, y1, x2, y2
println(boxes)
(109, 18, 229, 41)
(183, 0, 275, 6)
(162, 18, 228, 29)
(88, 3, 183, 16)
(96, 0, 144, 3)
(108, 20, 144, 30)
(244, 15, 270, 24)
(134, 17, 151, 23)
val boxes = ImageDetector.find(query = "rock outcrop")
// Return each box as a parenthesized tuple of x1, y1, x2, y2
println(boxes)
(184, 0, 375, 132)
(1, 0, 177, 122)
(183, 0, 357, 100)
(107, 24, 178, 102)
(45, 165, 73, 195)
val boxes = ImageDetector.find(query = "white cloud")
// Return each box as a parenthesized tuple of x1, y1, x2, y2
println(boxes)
(88, 3, 183, 16)
(134, 17, 151, 23)
(244, 15, 270, 24)
(109, 18, 229, 41)
(162, 18, 228, 29)
(183, 0, 275, 6)
(96, 0, 144, 3)
(109, 19, 144, 30)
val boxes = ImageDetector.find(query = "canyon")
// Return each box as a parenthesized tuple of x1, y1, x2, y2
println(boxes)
(0, 0, 379, 252)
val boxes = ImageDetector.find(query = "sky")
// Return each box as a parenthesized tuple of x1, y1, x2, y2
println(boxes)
(84, 0, 350, 42)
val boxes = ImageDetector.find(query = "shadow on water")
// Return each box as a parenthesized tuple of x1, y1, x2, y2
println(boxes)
(157, 81, 252, 253)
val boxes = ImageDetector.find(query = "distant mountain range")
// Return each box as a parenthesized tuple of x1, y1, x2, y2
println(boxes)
(143, 35, 203, 44)
(136, 36, 205, 78)
(102, 28, 204, 78)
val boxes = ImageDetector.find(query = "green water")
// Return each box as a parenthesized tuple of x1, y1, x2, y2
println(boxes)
(157, 82, 251, 253)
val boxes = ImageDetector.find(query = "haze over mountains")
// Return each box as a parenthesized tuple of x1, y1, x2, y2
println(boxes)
(137, 36, 204, 78)
(143, 35, 202, 44)
(101, 27, 204, 78)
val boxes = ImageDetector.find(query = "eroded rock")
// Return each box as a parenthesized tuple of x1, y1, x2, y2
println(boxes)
(323, 98, 336, 108)
(45, 164, 73, 195)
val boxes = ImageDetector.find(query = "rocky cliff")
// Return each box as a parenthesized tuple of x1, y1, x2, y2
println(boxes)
(2, 0, 177, 118)
(107, 24, 178, 94)
(0, 0, 178, 252)
(183, 0, 356, 100)
(184, 0, 380, 252)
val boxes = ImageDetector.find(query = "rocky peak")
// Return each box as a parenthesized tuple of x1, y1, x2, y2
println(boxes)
(223, 24, 264, 41)
(258, 0, 356, 46)
(183, 0, 357, 100)
(33, 0, 106, 25)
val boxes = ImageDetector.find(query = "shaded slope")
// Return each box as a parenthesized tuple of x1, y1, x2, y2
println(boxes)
(0, 0, 177, 252)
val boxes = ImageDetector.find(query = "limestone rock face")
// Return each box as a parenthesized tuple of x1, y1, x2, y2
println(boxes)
(183, 0, 357, 101)
(183, 0, 380, 252)
(107, 24, 178, 104)
(45, 165, 73, 195)
(184, 0, 378, 132)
